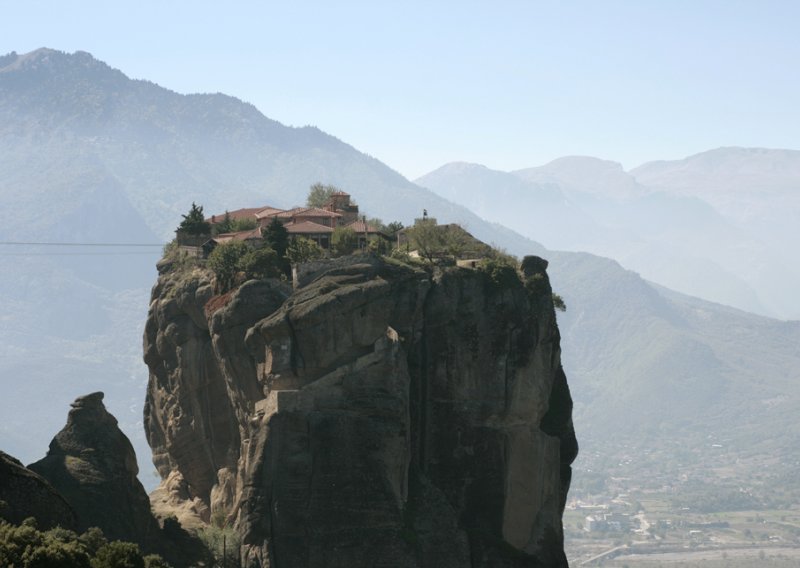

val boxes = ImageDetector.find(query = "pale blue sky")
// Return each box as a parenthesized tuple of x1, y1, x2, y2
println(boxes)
(2, 0, 799, 179)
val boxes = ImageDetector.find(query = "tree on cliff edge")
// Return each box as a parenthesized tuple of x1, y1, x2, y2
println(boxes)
(177, 202, 211, 235)
(406, 220, 469, 263)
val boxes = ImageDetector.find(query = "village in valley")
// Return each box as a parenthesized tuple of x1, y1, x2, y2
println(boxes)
(561, 442, 800, 567)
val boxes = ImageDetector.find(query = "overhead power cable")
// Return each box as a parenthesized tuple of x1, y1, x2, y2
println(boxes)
(0, 251, 161, 256)
(0, 241, 166, 247)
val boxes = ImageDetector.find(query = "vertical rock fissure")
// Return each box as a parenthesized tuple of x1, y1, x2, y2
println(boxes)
(415, 277, 436, 474)
(200, 339, 218, 476)
(284, 313, 303, 377)
(503, 324, 519, 415)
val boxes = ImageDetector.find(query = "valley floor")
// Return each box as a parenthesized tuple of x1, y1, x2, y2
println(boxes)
(565, 498, 800, 566)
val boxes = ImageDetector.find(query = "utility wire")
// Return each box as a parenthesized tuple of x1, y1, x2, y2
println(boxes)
(0, 241, 166, 247)
(0, 251, 161, 256)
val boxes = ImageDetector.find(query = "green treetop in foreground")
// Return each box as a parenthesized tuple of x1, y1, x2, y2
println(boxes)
(0, 517, 171, 568)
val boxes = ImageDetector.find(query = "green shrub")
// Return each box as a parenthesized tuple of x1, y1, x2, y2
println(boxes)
(207, 241, 250, 292)
(143, 554, 172, 568)
(196, 524, 240, 568)
(25, 539, 91, 568)
(287, 237, 324, 264)
(238, 247, 282, 280)
(478, 256, 520, 288)
(0, 520, 170, 568)
(80, 527, 107, 555)
(1, 519, 91, 568)
(91, 541, 144, 568)
(367, 236, 391, 255)
(331, 227, 358, 256)
(212, 213, 258, 235)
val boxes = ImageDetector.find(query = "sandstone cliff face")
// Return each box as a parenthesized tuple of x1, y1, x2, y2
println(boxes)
(28, 392, 160, 547)
(144, 255, 577, 567)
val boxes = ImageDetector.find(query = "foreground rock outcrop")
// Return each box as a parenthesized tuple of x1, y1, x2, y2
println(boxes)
(28, 392, 160, 546)
(4, 394, 210, 567)
(0, 450, 76, 529)
(144, 254, 577, 567)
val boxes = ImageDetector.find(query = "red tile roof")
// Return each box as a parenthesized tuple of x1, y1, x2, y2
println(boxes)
(208, 207, 268, 223)
(284, 220, 334, 234)
(267, 207, 343, 222)
(254, 207, 286, 220)
(306, 207, 342, 217)
(345, 220, 384, 234)
(212, 228, 263, 242)
(274, 208, 302, 218)
(208, 201, 345, 228)
(278, 207, 342, 219)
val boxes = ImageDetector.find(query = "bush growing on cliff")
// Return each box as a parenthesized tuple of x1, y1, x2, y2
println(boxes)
(207, 241, 250, 292)
(287, 236, 324, 264)
(208, 242, 285, 292)
(522, 272, 567, 312)
(238, 247, 282, 280)
(478, 256, 520, 288)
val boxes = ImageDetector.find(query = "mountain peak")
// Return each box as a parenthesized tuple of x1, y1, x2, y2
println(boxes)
(513, 155, 639, 199)
(632, 146, 800, 187)
(0, 48, 116, 76)
(418, 161, 489, 178)
(531, 155, 625, 175)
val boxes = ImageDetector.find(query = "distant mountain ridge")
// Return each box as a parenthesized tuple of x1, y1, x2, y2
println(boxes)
(418, 148, 800, 320)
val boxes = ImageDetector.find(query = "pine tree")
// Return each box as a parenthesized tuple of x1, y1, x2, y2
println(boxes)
(262, 217, 290, 275)
(263, 217, 289, 258)
(177, 202, 211, 235)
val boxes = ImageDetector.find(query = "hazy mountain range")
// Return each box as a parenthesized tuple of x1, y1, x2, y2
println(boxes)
(1, 49, 798, 505)
(417, 151, 800, 320)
